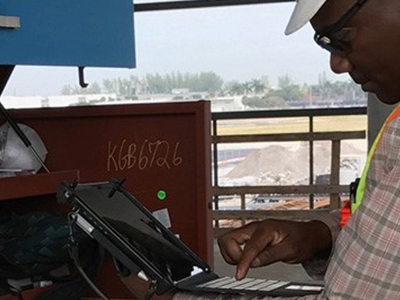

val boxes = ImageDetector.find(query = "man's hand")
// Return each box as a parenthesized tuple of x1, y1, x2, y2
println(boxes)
(217, 219, 332, 280)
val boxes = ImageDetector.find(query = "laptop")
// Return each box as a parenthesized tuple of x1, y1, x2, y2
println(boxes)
(57, 179, 324, 297)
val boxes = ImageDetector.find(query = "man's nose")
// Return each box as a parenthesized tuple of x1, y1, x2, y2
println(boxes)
(330, 53, 353, 74)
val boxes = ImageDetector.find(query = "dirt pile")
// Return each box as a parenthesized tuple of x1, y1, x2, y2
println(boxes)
(226, 141, 364, 185)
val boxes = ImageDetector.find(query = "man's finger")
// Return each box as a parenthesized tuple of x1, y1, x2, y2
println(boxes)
(236, 246, 260, 280)
(218, 237, 243, 265)
(235, 230, 275, 280)
(217, 224, 258, 265)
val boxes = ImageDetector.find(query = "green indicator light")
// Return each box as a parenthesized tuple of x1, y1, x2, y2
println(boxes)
(157, 190, 167, 201)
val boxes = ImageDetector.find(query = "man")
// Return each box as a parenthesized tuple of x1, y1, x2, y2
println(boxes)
(124, 0, 400, 298)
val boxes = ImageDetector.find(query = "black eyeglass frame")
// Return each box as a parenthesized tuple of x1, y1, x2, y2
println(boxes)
(314, 0, 370, 54)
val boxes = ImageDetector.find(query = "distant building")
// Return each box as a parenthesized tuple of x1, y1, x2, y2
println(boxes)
(210, 96, 245, 112)
(2, 94, 119, 109)
(48, 94, 118, 107)
(2, 96, 45, 109)
(171, 88, 189, 95)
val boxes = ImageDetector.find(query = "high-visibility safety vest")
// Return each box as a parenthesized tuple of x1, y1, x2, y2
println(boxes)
(340, 104, 400, 226)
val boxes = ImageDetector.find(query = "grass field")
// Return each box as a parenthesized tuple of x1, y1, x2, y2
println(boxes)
(216, 115, 367, 135)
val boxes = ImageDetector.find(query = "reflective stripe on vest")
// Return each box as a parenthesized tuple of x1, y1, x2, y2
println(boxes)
(351, 104, 400, 213)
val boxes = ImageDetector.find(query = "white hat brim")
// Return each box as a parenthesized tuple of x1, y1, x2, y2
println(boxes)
(285, 0, 327, 35)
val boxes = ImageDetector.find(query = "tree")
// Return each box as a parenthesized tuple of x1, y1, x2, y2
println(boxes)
(58, 72, 366, 107)
(250, 79, 265, 95)
(146, 73, 167, 94)
(242, 96, 262, 108)
(243, 81, 253, 95)
(262, 95, 290, 108)
(102, 79, 114, 94)
(196, 72, 224, 93)
(241, 95, 289, 109)
(60, 82, 102, 95)
(226, 81, 245, 95)
(143, 71, 223, 94)
(60, 85, 73, 95)
(273, 75, 304, 101)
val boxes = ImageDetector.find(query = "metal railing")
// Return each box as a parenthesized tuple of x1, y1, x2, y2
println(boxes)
(211, 106, 367, 236)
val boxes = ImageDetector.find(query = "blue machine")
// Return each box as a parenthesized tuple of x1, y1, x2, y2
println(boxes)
(0, 0, 135, 68)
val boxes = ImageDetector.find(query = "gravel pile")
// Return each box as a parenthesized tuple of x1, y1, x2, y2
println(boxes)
(225, 141, 365, 185)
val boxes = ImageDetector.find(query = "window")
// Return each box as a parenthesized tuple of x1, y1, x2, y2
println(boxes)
(2, 3, 361, 110)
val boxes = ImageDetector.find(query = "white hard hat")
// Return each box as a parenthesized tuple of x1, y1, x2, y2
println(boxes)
(285, 0, 328, 35)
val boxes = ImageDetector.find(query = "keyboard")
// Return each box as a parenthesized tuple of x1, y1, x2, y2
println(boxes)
(196, 276, 323, 293)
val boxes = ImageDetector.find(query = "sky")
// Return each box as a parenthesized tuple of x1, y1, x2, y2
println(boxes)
(3, 2, 351, 97)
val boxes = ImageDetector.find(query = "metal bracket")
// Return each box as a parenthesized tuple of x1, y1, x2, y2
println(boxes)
(0, 16, 20, 29)
(78, 66, 89, 88)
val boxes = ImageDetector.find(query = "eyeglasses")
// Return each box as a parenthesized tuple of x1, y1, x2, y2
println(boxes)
(314, 0, 370, 55)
